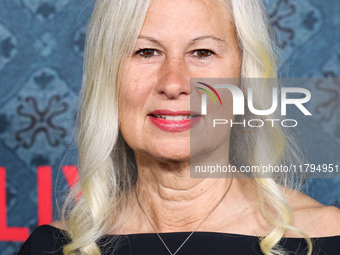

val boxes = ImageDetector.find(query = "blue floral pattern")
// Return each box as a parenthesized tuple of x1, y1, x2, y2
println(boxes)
(0, 0, 339, 253)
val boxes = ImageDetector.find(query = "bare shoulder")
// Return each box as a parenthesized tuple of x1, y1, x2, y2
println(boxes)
(49, 220, 65, 231)
(282, 187, 340, 237)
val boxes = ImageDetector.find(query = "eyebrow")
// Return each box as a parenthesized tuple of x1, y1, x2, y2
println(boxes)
(190, 35, 224, 45)
(138, 36, 164, 47)
(137, 35, 225, 47)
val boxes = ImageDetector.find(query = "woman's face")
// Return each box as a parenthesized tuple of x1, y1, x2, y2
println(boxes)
(119, 0, 241, 162)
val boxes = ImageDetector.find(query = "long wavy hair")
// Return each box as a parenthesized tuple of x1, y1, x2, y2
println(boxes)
(61, 0, 313, 254)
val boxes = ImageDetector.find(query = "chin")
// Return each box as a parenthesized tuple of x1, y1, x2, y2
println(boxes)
(152, 140, 190, 162)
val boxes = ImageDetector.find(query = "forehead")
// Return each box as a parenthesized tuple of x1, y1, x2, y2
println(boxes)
(140, 0, 233, 40)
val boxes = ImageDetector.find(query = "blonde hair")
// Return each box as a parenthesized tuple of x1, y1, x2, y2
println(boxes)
(61, 0, 313, 254)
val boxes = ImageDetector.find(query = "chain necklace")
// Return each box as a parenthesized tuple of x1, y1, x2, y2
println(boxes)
(135, 175, 233, 255)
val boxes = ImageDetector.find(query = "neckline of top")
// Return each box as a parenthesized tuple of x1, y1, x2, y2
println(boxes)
(44, 224, 340, 239)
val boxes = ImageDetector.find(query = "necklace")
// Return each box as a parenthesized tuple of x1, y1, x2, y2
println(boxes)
(135, 175, 233, 255)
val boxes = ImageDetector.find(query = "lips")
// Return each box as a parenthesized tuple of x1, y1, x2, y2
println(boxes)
(148, 110, 201, 132)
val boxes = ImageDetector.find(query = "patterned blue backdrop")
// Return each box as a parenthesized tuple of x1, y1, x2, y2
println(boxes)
(0, 0, 339, 253)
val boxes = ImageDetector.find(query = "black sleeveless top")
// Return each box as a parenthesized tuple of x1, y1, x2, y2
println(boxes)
(18, 225, 340, 255)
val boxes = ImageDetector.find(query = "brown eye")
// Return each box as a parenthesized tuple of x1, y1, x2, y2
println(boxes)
(192, 49, 214, 59)
(136, 48, 160, 58)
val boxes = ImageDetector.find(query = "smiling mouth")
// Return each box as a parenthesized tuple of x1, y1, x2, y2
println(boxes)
(149, 114, 200, 120)
(148, 110, 201, 132)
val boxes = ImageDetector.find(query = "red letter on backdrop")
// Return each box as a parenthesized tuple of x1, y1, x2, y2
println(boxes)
(37, 166, 52, 225)
(62, 165, 79, 189)
(0, 167, 29, 241)
(62, 165, 80, 200)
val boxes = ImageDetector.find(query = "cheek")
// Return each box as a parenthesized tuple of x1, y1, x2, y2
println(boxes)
(118, 65, 157, 144)
(119, 68, 152, 115)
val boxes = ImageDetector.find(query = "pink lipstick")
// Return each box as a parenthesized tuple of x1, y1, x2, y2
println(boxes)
(148, 110, 201, 132)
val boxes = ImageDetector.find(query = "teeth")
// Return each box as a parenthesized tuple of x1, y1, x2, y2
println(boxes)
(154, 115, 192, 120)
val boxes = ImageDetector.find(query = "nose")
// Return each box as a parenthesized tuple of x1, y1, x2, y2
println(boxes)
(156, 56, 190, 99)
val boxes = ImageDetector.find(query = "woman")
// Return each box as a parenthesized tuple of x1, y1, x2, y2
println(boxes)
(19, 0, 340, 254)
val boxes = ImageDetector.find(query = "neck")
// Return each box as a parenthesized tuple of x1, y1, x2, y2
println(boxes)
(131, 152, 236, 233)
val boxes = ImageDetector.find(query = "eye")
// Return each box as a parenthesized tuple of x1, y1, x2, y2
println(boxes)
(135, 48, 160, 58)
(191, 49, 215, 59)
